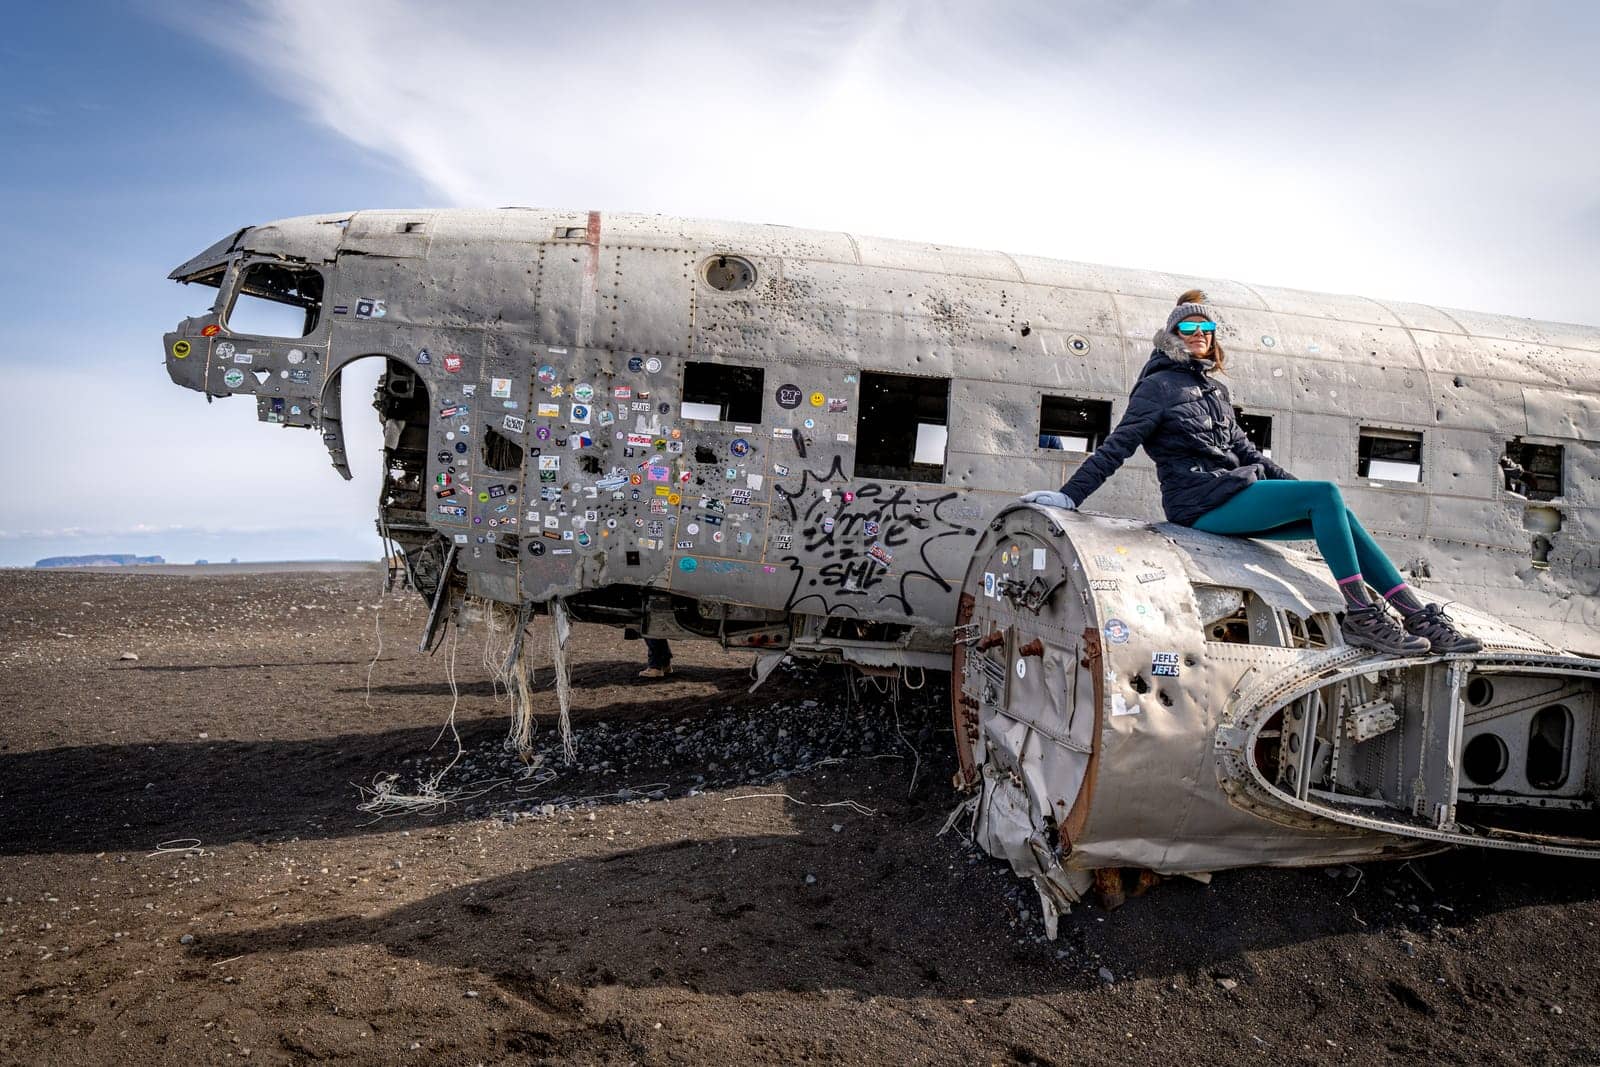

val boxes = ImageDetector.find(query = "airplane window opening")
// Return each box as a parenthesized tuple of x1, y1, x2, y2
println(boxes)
(1501, 438, 1564, 500)
(224, 262, 324, 338)
(1466, 677, 1494, 708)
(1462, 732, 1509, 786)
(1234, 408, 1274, 457)
(553, 226, 586, 239)
(481, 428, 524, 472)
(494, 536, 521, 562)
(1526, 705, 1572, 789)
(1038, 396, 1112, 452)
(1531, 535, 1553, 569)
(855, 371, 950, 484)
(1357, 427, 1423, 482)
(681, 362, 765, 423)
(702, 255, 756, 292)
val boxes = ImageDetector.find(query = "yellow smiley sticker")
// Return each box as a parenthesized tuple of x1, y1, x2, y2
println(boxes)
(809, 392, 825, 407)
(667, 493, 681, 506)
(172, 339, 191, 359)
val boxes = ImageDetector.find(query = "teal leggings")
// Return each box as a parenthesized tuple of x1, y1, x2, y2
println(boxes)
(1190, 481, 1406, 595)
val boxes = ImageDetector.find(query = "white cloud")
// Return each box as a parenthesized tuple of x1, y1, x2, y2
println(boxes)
(176, 0, 1600, 324)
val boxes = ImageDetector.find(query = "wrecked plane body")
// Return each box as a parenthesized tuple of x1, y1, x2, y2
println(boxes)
(958, 504, 1600, 929)
(163, 208, 1600, 887)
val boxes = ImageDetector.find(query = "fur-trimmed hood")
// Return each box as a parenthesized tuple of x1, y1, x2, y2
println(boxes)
(1151, 327, 1216, 368)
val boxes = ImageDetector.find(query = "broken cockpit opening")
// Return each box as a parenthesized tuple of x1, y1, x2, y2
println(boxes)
(224, 262, 325, 338)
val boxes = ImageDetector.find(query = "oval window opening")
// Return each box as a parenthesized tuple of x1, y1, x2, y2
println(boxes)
(703, 255, 756, 292)
(1465, 677, 1494, 708)
(1462, 732, 1509, 786)
(1526, 704, 1572, 789)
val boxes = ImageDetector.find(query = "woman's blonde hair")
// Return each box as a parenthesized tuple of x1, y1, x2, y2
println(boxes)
(1174, 288, 1226, 374)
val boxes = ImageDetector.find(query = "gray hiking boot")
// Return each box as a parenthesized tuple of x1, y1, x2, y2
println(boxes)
(1340, 603, 1431, 656)
(1403, 602, 1483, 654)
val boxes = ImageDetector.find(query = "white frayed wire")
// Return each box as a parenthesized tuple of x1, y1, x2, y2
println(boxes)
(503, 606, 538, 756)
(356, 625, 475, 817)
(363, 570, 391, 710)
(891, 698, 921, 796)
(551, 599, 576, 764)
(721, 792, 877, 817)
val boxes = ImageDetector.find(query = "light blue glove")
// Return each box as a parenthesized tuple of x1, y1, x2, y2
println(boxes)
(1021, 491, 1076, 510)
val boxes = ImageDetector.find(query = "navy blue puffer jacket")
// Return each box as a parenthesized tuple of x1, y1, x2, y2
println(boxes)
(1060, 332, 1294, 525)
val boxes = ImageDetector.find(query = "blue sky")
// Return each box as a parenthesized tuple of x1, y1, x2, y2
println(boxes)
(2, 1, 1597, 566)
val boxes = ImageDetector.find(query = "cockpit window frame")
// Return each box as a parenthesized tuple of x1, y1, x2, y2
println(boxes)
(221, 259, 328, 339)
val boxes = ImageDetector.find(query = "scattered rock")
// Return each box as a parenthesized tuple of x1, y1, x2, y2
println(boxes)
(804, 873, 817, 885)
(1217, 977, 1238, 991)
(119, 652, 139, 661)
(179, 933, 195, 945)
(1097, 967, 1115, 984)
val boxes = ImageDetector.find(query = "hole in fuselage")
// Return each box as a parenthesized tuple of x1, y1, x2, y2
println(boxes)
(1462, 733, 1509, 786)
(1527, 705, 1572, 789)
(1466, 677, 1494, 707)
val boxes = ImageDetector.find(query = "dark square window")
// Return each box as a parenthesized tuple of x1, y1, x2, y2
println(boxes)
(681, 362, 764, 423)
(1357, 427, 1423, 482)
(855, 372, 949, 483)
(1038, 396, 1112, 452)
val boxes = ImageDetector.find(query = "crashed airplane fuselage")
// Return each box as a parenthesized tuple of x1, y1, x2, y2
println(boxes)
(164, 208, 1600, 890)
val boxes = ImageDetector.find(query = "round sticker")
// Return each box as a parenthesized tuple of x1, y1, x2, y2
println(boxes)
(842, 491, 855, 503)
(200, 324, 220, 337)
(686, 523, 700, 535)
(215, 342, 235, 361)
(730, 438, 751, 457)
(678, 557, 697, 572)
(454, 442, 468, 454)
(667, 492, 681, 505)
(445, 432, 455, 441)
(1066, 334, 1090, 355)
(776, 384, 802, 409)
(537, 365, 557, 383)
(172, 339, 191, 359)
(536, 427, 551, 441)
(478, 491, 490, 502)
(630, 473, 642, 485)
(803, 418, 815, 429)
(287, 349, 305, 365)
(577, 531, 591, 547)
(627, 357, 643, 372)
(222, 368, 244, 388)
(645, 357, 662, 373)
(809, 392, 825, 407)
(574, 383, 594, 401)
(712, 531, 724, 543)
(528, 541, 545, 556)
(1104, 619, 1131, 644)
(1015, 659, 1027, 679)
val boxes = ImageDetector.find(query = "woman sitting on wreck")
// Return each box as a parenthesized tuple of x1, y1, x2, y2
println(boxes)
(1022, 288, 1479, 656)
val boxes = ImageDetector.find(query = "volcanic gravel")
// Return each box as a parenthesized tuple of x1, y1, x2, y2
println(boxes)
(3, 567, 1600, 1065)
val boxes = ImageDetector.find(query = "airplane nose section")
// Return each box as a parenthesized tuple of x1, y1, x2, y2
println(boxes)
(165, 327, 210, 392)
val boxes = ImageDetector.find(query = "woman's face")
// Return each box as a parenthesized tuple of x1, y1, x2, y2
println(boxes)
(1177, 314, 1214, 358)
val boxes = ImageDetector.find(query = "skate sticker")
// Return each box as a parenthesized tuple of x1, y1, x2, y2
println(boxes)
(1152, 651, 1180, 677)
(1103, 618, 1130, 643)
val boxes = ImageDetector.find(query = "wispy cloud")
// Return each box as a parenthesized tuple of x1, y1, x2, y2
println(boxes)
(171, 0, 1600, 323)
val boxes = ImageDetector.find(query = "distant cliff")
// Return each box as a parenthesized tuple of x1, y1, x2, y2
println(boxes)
(34, 554, 167, 568)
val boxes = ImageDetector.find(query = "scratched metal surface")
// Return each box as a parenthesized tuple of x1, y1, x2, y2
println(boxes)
(163, 208, 1600, 654)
